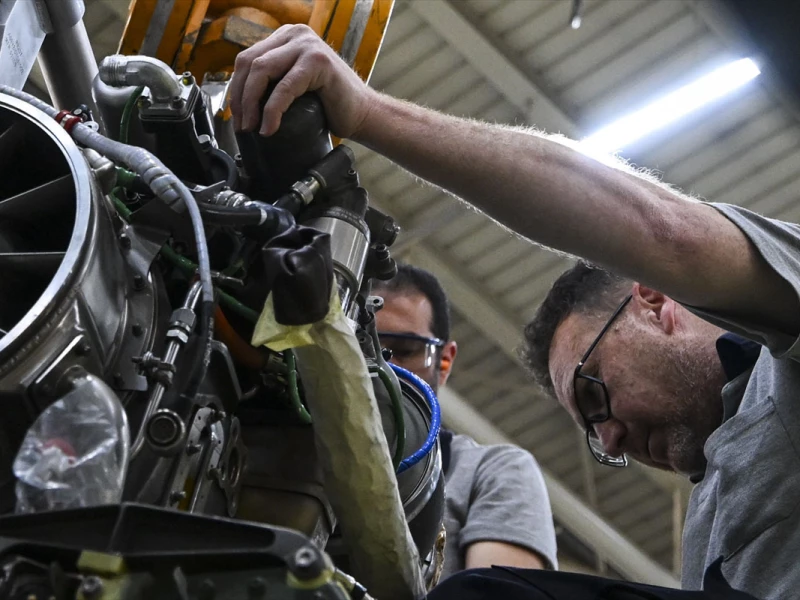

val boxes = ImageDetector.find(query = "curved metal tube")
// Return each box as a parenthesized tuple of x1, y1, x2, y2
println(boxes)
(131, 280, 204, 458)
(98, 55, 182, 103)
(0, 85, 214, 309)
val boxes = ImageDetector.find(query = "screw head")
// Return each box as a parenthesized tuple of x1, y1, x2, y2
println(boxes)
(118, 233, 131, 249)
(76, 341, 91, 356)
(169, 490, 186, 504)
(80, 576, 103, 600)
(133, 274, 145, 290)
(295, 547, 315, 568)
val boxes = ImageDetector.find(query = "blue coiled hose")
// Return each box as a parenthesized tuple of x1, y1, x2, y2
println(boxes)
(389, 364, 441, 474)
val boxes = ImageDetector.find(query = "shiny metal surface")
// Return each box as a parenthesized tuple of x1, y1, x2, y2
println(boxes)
(304, 215, 369, 310)
(0, 93, 156, 510)
(99, 55, 183, 104)
(131, 280, 202, 458)
(37, 1, 101, 129)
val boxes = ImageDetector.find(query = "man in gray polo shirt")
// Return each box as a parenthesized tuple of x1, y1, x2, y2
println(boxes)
(231, 27, 800, 596)
(373, 264, 557, 580)
(518, 204, 800, 599)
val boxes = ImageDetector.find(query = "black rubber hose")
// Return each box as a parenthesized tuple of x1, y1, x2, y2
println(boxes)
(199, 202, 295, 239)
(199, 203, 265, 226)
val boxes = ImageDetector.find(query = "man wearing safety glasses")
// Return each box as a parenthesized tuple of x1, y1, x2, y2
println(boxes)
(373, 264, 557, 581)
(232, 25, 800, 598)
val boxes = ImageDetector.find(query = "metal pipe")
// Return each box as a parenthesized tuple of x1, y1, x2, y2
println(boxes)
(99, 55, 182, 103)
(437, 386, 681, 587)
(0, 85, 215, 313)
(37, 0, 102, 132)
(131, 281, 203, 458)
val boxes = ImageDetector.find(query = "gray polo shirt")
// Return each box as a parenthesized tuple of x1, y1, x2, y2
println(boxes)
(682, 203, 800, 599)
(440, 433, 558, 580)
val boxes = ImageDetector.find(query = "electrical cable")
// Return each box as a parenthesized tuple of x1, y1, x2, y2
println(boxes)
(370, 365, 405, 469)
(119, 85, 143, 144)
(389, 364, 441, 474)
(214, 306, 267, 370)
(284, 349, 312, 424)
(199, 203, 268, 226)
(0, 86, 213, 314)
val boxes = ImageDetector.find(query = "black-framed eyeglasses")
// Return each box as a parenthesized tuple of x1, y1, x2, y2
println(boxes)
(573, 294, 632, 468)
(378, 332, 445, 370)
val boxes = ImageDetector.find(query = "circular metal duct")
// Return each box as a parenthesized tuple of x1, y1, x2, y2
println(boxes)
(0, 93, 155, 512)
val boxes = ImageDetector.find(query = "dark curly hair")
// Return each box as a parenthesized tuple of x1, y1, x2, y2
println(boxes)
(520, 262, 630, 397)
(372, 262, 451, 342)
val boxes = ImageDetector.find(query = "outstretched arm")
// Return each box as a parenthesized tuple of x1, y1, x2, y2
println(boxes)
(230, 25, 800, 335)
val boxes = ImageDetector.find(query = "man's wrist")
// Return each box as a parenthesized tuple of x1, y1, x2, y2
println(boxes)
(351, 89, 401, 146)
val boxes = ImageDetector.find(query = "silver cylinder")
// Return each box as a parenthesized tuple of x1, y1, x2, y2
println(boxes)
(37, 1, 101, 132)
(304, 216, 369, 311)
(0, 92, 156, 511)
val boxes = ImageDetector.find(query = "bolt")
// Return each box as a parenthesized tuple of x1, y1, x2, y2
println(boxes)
(172, 96, 184, 108)
(169, 490, 186, 504)
(247, 578, 266, 598)
(132, 323, 143, 337)
(291, 546, 322, 579)
(118, 233, 131, 249)
(186, 443, 201, 456)
(80, 576, 103, 600)
(137, 96, 151, 108)
(76, 341, 91, 356)
(133, 274, 145, 290)
(112, 372, 124, 388)
(148, 411, 182, 447)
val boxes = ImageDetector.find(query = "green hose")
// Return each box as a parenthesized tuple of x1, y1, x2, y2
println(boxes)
(372, 365, 406, 469)
(159, 243, 261, 323)
(111, 193, 131, 220)
(119, 85, 144, 144)
(113, 192, 310, 425)
(284, 349, 312, 424)
(115, 166, 138, 190)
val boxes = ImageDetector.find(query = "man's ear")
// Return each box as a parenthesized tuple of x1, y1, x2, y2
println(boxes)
(439, 340, 458, 387)
(632, 283, 675, 334)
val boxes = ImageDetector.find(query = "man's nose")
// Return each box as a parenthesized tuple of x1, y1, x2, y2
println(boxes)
(595, 419, 626, 458)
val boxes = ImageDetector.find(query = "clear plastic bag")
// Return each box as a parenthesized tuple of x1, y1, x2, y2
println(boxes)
(13, 373, 130, 513)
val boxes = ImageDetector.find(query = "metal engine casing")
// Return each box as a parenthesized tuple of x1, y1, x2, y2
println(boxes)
(0, 93, 158, 512)
(0, 88, 444, 576)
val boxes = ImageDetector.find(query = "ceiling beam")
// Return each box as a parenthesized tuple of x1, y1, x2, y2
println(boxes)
(409, 0, 578, 137)
(438, 385, 680, 588)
